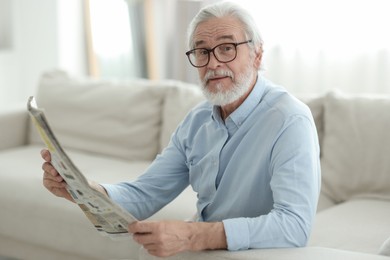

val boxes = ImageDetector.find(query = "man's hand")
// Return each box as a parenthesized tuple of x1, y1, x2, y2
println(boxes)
(129, 220, 227, 257)
(41, 149, 108, 202)
(41, 149, 75, 202)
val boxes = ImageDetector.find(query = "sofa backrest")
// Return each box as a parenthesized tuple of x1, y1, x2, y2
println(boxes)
(30, 71, 390, 204)
(29, 70, 323, 161)
(29, 70, 204, 161)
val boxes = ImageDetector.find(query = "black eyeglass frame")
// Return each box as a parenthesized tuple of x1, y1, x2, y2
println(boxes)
(185, 40, 253, 68)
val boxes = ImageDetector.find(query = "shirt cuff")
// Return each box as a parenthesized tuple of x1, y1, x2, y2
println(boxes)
(100, 183, 120, 201)
(222, 218, 250, 251)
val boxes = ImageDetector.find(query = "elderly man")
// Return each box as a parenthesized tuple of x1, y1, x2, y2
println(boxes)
(41, 1, 320, 257)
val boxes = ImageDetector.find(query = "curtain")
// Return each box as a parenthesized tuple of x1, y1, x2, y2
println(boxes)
(147, 0, 219, 83)
(86, 0, 228, 82)
(232, 0, 390, 95)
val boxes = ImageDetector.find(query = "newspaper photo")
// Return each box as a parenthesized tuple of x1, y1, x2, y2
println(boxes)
(27, 96, 137, 239)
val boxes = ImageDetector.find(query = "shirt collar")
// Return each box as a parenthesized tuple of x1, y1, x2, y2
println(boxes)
(229, 76, 264, 127)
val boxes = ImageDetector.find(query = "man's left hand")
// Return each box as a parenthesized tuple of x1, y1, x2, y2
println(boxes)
(128, 220, 227, 257)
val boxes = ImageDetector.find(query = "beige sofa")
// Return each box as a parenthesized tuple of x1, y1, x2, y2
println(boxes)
(0, 71, 389, 260)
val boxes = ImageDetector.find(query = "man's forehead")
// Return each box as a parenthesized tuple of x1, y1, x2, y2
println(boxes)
(193, 17, 245, 47)
(194, 35, 235, 47)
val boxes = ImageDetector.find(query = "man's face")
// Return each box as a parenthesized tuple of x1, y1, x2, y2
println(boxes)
(193, 17, 259, 106)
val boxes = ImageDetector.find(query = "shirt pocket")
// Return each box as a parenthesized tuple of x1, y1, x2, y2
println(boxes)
(187, 160, 203, 193)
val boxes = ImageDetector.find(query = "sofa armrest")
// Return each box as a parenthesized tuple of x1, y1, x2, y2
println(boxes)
(0, 103, 30, 150)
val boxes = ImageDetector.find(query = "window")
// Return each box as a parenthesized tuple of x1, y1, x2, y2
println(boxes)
(233, 0, 390, 94)
(86, 0, 147, 79)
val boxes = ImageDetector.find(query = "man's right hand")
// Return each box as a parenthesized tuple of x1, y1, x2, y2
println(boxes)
(41, 149, 75, 202)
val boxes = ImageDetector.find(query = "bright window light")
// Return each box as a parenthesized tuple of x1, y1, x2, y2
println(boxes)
(89, 0, 133, 59)
(234, 0, 390, 57)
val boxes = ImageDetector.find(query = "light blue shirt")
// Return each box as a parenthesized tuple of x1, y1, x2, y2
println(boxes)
(103, 76, 321, 250)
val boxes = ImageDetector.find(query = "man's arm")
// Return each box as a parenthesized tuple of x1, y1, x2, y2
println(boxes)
(129, 220, 227, 257)
(223, 115, 321, 250)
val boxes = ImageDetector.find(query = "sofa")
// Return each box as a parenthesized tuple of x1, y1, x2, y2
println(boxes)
(0, 70, 389, 260)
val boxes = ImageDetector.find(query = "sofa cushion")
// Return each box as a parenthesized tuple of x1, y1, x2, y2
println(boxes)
(321, 91, 390, 202)
(0, 145, 139, 259)
(0, 145, 197, 259)
(159, 82, 204, 151)
(29, 71, 167, 161)
(309, 199, 390, 254)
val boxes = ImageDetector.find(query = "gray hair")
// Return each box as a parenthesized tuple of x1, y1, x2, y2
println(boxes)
(187, 1, 263, 52)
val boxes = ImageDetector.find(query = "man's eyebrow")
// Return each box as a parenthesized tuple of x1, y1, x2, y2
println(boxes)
(217, 35, 235, 41)
(194, 40, 205, 47)
(194, 35, 235, 47)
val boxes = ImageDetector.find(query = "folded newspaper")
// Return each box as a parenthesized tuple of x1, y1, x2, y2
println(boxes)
(27, 96, 137, 239)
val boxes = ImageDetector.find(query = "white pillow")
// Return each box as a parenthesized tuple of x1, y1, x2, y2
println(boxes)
(159, 82, 204, 151)
(29, 70, 166, 161)
(321, 90, 390, 202)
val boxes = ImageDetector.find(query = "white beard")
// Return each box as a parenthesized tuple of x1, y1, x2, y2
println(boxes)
(200, 63, 255, 106)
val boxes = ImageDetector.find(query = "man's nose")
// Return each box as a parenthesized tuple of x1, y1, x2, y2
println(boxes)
(207, 52, 222, 69)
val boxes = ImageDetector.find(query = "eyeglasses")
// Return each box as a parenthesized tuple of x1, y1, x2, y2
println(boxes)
(185, 40, 253, 68)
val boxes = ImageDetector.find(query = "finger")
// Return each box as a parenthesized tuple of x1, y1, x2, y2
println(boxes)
(43, 171, 67, 186)
(42, 175, 69, 197)
(43, 178, 67, 190)
(48, 184, 74, 203)
(42, 162, 61, 178)
(145, 249, 160, 257)
(49, 187, 72, 201)
(133, 232, 158, 246)
(41, 149, 51, 161)
(142, 243, 165, 256)
(128, 221, 157, 234)
(43, 168, 64, 183)
(145, 247, 174, 258)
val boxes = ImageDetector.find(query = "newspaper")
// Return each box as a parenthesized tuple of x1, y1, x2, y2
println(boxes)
(27, 96, 137, 239)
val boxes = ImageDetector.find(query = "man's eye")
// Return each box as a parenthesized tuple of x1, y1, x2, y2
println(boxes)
(220, 45, 233, 52)
(199, 49, 209, 55)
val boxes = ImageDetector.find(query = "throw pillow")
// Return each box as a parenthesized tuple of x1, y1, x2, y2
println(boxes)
(29, 70, 166, 161)
(159, 81, 204, 151)
(321, 90, 390, 202)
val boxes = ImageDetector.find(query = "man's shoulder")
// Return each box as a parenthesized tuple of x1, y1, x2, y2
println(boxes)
(179, 100, 213, 127)
(188, 100, 212, 117)
(261, 80, 311, 119)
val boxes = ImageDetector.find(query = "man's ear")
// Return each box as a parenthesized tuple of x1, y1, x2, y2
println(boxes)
(253, 46, 263, 70)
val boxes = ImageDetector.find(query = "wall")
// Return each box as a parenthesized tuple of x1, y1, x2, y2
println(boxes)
(0, 0, 87, 109)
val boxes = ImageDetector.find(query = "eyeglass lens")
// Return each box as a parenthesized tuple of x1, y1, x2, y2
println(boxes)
(190, 43, 237, 67)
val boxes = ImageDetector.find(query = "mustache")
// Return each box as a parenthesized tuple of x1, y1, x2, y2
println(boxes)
(203, 69, 234, 83)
